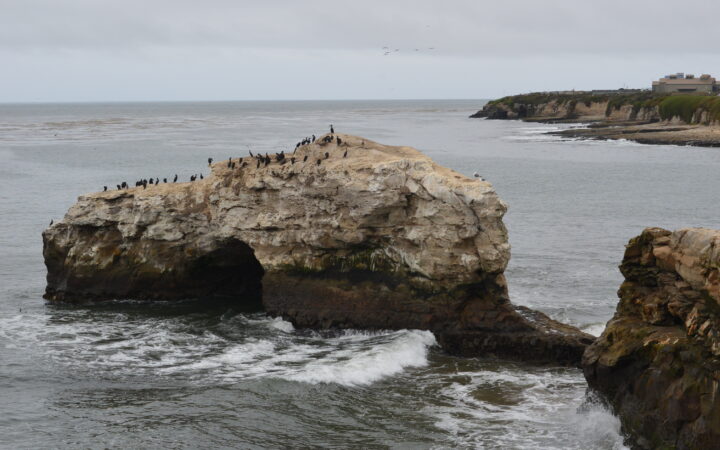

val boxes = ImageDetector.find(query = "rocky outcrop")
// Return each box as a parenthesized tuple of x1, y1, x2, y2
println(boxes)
(583, 227, 720, 449)
(43, 134, 592, 364)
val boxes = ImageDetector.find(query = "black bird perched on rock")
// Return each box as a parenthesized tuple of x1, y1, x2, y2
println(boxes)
(249, 150, 254, 157)
(324, 152, 329, 159)
(303, 155, 308, 162)
(256, 159, 261, 168)
(330, 124, 334, 134)
(312, 134, 316, 143)
(227, 159, 232, 168)
(122, 182, 128, 189)
(163, 178, 167, 183)
(155, 178, 159, 185)
(149, 178, 154, 185)
(337, 137, 343, 146)
(49, 219, 53, 226)
(103, 186, 107, 191)
(343, 150, 347, 158)
(173, 174, 178, 183)
(291, 157, 296, 164)
(316, 158, 321, 166)
(117, 184, 121, 190)
(231, 162, 236, 169)
(200, 174, 204, 179)
(208, 157, 213, 166)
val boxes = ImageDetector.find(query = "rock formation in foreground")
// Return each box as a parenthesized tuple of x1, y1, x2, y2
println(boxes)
(43, 134, 592, 364)
(583, 228, 720, 449)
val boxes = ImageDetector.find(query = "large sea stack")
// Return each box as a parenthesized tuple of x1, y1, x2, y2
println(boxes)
(43, 134, 592, 364)
(583, 227, 720, 449)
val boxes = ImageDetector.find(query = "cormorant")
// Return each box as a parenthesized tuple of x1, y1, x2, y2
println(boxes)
(291, 157, 296, 164)
(200, 174, 204, 179)
(208, 157, 213, 165)
(149, 178, 154, 184)
(343, 150, 347, 158)
(330, 124, 334, 134)
(173, 174, 178, 182)
(316, 159, 321, 166)
(256, 160, 261, 169)
(324, 152, 329, 159)
(249, 150, 254, 157)
(117, 184, 121, 190)
(303, 155, 308, 162)
(231, 162, 236, 169)
(103, 186, 107, 191)
(49, 219, 53, 225)
(337, 137, 342, 146)
(163, 178, 167, 183)
(155, 178, 159, 185)
(312, 134, 316, 143)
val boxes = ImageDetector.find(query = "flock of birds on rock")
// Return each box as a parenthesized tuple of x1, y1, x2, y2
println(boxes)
(100, 125, 354, 194)
(45, 124, 485, 226)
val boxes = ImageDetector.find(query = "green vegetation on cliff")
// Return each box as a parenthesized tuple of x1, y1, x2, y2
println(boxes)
(486, 91, 720, 123)
(658, 95, 720, 123)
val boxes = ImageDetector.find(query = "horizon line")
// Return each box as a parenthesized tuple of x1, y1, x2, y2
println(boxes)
(0, 97, 490, 106)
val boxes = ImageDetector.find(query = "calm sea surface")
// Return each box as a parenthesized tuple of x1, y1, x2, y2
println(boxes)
(1, 100, 718, 449)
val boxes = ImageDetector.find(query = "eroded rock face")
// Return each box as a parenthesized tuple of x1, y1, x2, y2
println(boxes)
(583, 227, 720, 449)
(43, 134, 591, 363)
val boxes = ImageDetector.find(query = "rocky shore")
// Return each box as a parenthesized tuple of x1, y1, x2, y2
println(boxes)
(42, 134, 592, 365)
(552, 122, 720, 147)
(472, 92, 720, 147)
(583, 227, 720, 449)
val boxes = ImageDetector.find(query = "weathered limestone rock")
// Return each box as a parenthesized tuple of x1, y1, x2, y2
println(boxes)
(583, 227, 720, 449)
(43, 134, 592, 364)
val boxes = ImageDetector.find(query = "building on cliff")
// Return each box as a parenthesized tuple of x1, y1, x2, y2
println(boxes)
(652, 72, 718, 93)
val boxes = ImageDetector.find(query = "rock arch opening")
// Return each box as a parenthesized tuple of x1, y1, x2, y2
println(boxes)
(187, 238, 264, 309)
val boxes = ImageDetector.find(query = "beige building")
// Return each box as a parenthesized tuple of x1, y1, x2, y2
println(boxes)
(652, 73, 718, 94)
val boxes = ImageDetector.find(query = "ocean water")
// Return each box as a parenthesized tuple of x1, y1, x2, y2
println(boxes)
(1, 99, 718, 449)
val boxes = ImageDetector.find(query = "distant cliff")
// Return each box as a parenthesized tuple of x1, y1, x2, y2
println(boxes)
(471, 92, 720, 126)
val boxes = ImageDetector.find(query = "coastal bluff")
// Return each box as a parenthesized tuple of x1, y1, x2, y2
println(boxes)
(583, 228, 720, 449)
(42, 134, 592, 364)
(471, 92, 720, 147)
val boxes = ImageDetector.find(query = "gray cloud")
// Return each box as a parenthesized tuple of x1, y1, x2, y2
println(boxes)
(2, 0, 719, 101)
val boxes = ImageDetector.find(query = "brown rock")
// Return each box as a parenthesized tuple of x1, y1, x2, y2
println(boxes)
(583, 227, 720, 449)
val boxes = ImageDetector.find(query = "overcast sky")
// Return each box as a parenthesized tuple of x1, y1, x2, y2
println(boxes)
(2, 0, 719, 102)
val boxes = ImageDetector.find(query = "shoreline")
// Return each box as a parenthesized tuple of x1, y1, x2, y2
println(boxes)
(548, 121, 720, 147)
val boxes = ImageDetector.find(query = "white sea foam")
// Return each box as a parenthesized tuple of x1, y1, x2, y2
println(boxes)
(281, 329, 436, 386)
(583, 323, 607, 337)
(423, 365, 628, 450)
(267, 317, 295, 333)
